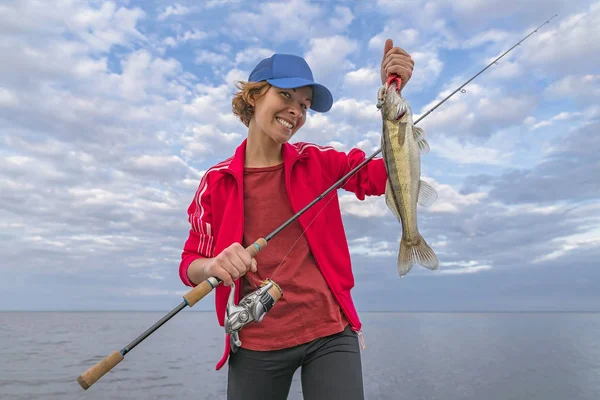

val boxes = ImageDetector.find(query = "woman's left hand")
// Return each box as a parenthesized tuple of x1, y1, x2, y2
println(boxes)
(381, 39, 414, 91)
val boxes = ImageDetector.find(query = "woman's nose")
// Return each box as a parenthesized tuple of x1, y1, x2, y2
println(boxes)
(288, 103, 302, 117)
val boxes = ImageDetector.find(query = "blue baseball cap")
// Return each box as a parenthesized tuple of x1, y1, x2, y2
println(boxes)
(248, 53, 333, 113)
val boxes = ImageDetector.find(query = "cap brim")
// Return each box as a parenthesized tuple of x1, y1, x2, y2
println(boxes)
(266, 77, 333, 113)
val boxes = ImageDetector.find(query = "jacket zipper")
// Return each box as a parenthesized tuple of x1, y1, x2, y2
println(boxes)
(283, 160, 366, 351)
(225, 169, 244, 305)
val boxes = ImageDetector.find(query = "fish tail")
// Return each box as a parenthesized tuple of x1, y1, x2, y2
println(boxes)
(398, 233, 439, 277)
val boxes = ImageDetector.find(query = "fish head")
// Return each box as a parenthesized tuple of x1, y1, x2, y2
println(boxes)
(376, 78, 412, 123)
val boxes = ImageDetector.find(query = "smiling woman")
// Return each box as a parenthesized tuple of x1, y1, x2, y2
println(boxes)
(177, 50, 415, 400)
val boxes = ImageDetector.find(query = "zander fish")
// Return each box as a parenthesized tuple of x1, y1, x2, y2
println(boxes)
(377, 75, 439, 277)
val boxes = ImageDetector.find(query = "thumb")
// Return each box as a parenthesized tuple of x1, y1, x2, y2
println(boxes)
(251, 258, 257, 272)
(383, 38, 393, 58)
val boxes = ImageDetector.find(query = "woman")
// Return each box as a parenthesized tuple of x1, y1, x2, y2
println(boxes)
(179, 40, 414, 400)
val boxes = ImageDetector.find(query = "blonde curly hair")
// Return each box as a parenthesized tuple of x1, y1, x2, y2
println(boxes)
(231, 80, 271, 127)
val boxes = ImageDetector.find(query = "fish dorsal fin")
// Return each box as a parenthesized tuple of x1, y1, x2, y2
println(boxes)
(418, 179, 438, 207)
(385, 180, 402, 222)
(413, 126, 430, 154)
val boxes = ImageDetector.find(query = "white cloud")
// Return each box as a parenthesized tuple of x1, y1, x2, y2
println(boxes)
(425, 178, 488, 214)
(1, 1, 598, 313)
(431, 136, 512, 165)
(344, 67, 380, 87)
(227, 0, 322, 43)
(523, 3, 600, 76)
(340, 195, 388, 218)
(163, 29, 208, 48)
(462, 29, 511, 49)
(330, 97, 380, 123)
(329, 6, 354, 31)
(195, 50, 230, 65)
(415, 79, 537, 138)
(157, 4, 190, 21)
(235, 47, 274, 65)
(0, 87, 19, 107)
(304, 35, 359, 79)
(405, 51, 443, 90)
(545, 74, 600, 103)
(117, 49, 182, 101)
(349, 236, 396, 257)
(438, 261, 493, 275)
(368, 28, 420, 52)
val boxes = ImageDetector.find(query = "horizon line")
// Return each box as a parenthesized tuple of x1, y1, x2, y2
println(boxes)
(2, 310, 599, 313)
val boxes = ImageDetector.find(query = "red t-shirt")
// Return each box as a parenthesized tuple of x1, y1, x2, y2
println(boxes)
(238, 162, 348, 350)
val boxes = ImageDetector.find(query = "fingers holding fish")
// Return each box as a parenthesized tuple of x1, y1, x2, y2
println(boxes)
(381, 39, 415, 89)
(384, 59, 414, 87)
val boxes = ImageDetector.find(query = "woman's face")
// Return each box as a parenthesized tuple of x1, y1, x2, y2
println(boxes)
(251, 85, 313, 144)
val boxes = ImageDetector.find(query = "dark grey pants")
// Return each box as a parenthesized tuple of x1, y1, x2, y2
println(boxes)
(227, 325, 364, 400)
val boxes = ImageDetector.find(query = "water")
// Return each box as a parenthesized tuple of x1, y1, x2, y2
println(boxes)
(1, 312, 599, 400)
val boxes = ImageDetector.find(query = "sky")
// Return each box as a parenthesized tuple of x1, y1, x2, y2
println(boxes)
(1, 0, 598, 312)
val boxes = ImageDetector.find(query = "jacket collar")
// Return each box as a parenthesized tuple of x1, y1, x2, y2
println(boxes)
(228, 138, 302, 179)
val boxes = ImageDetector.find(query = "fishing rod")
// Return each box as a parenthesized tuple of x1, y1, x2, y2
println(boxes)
(76, 13, 558, 390)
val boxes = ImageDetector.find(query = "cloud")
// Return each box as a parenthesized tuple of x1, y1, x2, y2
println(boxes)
(522, 3, 600, 76)
(368, 28, 420, 52)
(235, 47, 275, 65)
(227, 0, 323, 43)
(431, 135, 513, 165)
(157, 4, 190, 21)
(415, 79, 538, 139)
(526, 111, 583, 130)
(406, 51, 444, 90)
(344, 67, 380, 87)
(462, 29, 511, 49)
(545, 74, 600, 104)
(329, 6, 354, 30)
(463, 120, 600, 204)
(438, 261, 493, 275)
(163, 29, 208, 48)
(304, 35, 359, 79)
(1, 1, 598, 313)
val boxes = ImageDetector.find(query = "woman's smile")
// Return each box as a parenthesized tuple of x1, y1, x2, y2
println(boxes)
(275, 116, 294, 130)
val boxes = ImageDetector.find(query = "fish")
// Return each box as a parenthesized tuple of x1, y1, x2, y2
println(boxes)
(377, 74, 439, 277)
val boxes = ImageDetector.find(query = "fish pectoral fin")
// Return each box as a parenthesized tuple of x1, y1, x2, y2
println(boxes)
(385, 180, 402, 222)
(418, 180, 438, 207)
(413, 126, 430, 154)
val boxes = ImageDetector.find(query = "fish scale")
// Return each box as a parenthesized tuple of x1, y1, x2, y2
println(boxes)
(378, 77, 439, 277)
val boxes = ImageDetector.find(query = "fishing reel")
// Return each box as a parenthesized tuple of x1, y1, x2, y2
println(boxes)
(224, 279, 283, 352)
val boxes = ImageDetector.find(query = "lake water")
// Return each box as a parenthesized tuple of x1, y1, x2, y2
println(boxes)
(1, 311, 599, 399)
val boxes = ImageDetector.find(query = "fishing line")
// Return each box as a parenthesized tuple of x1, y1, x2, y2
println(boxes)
(270, 190, 339, 281)
(75, 14, 559, 391)
(263, 13, 559, 283)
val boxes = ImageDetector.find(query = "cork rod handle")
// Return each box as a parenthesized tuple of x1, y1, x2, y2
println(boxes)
(76, 350, 124, 390)
(245, 237, 267, 258)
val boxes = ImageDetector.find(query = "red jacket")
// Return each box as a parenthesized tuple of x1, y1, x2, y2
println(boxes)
(179, 139, 387, 369)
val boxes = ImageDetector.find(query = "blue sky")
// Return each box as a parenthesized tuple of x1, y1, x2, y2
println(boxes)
(1, 0, 598, 312)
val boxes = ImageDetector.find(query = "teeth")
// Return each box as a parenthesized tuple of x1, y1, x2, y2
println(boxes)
(276, 118, 293, 129)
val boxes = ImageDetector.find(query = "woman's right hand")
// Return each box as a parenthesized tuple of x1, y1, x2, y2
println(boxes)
(205, 243, 258, 286)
